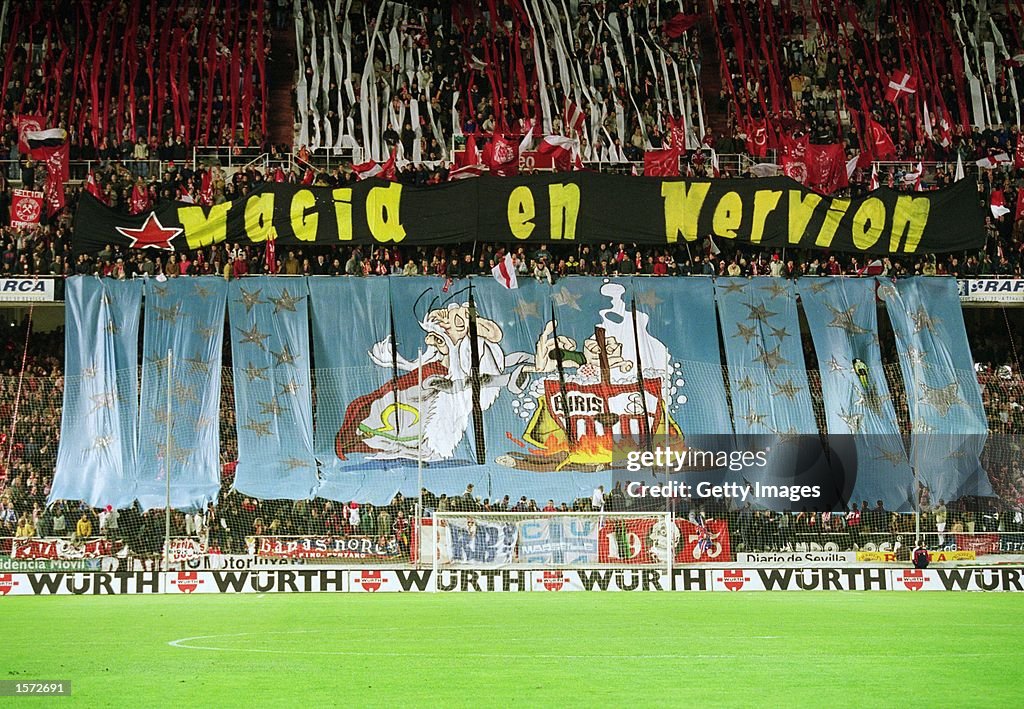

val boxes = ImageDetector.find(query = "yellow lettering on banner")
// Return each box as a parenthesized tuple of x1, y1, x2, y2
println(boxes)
(243, 193, 275, 243)
(508, 186, 535, 239)
(661, 182, 709, 243)
(332, 188, 353, 241)
(548, 183, 579, 239)
(851, 198, 886, 250)
(366, 183, 406, 243)
(889, 195, 931, 252)
(787, 191, 821, 244)
(180, 202, 231, 249)
(290, 189, 318, 241)
(749, 190, 782, 244)
(815, 198, 850, 248)
(712, 191, 743, 239)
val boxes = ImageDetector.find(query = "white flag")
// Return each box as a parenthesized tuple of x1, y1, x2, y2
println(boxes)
(491, 253, 518, 290)
(846, 154, 859, 180)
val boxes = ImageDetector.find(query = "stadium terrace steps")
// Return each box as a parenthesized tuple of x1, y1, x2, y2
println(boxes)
(268, 25, 300, 147)
(698, 11, 729, 139)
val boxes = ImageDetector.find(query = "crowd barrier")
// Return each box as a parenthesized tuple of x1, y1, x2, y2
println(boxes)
(2, 566, 1023, 595)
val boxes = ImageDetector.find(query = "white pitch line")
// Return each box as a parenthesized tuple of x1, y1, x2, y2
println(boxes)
(167, 631, 1000, 660)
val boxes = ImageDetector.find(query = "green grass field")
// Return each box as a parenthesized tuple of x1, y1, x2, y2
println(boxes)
(1, 593, 1021, 707)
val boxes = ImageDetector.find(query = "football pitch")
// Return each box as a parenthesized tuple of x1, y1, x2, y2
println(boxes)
(1, 593, 1021, 707)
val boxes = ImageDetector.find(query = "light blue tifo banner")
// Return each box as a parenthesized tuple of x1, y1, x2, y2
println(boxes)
(627, 276, 734, 490)
(51, 277, 142, 509)
(309, 276, 404, 503)
(632, 276, 732, 441)
(135, 277, 227, 511)
(798, 278, 915, 511)
(879, 277, 993, 502)
(474, 275, 597, 503)
(714, 277, 827, 506)
(228, 277, 318, 499)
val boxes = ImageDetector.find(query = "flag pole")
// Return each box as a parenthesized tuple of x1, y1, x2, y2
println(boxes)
(163, 348, 172, 571)
(664, 348, 673, 586)
(416, 347, 424, 568)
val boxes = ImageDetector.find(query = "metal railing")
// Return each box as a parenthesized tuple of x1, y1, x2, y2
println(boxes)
(0, 159, 170, 183)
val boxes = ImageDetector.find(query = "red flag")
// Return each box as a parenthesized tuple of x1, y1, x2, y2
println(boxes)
(1015, 194, 1024, 224)
(482, 136, 519, 177)
(779, 131, 809, 160)
(745, 118, 769, 158)
(884, 70, 918, 103)
(781, 155, 808, 184)
(129, 183, 151, 215)
(661, 13, 699, 38)
(273, 167, 286, 182)
(265, 235, 277, 274)
(301, 168, 315, 185)
(456, 134, 482, 168)
(43, 170, 65, 217)
(85, 172, 107, 204)
(9, 189, 44, 229)
(13, 115, 44, 154)
(665, 115, 687, 150)
(643, 148, 680, 177)
(199, 170, 214, 206)
(1014, 134, 1024, 169)
(40, 142, 69, 217)
(866, 117, 897, 160)
(804, 144, 849, 194)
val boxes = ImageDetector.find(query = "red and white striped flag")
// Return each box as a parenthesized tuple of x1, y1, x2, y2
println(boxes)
(869, 164, 879, 191)
(536, 135, 583, 171)
(353, 149, 397, 180)
(976, 152, 1011, 169)
(903, 162, 923, 191)
(491, 253, 518, 290)
(563, 98, 586, 136)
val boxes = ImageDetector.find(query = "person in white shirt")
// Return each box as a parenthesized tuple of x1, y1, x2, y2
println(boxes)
(591, 486, 605, 511)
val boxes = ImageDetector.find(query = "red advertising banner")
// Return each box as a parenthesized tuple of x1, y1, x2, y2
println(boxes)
(675, 518, 732, 563)
(597, 518, 732, 564)
(255, 536, 400, 559)
(11, 538, 116, 559)
(452, 149, 555, 172)
(10, 189, 44, 229)
(956, 534, 1000, 555)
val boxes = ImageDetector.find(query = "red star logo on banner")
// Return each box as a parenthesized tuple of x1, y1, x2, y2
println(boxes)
(115, 213, 182, 251)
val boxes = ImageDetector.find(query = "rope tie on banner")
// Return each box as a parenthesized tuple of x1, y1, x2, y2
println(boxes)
(5, 274, 39, 476)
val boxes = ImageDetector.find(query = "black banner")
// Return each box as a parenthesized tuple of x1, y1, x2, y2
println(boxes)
(73, 174, 984, 255)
